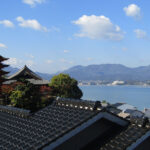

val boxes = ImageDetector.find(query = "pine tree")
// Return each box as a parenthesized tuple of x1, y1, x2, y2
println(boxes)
(49, 73, 83, 99)
(0, 55, 9, 98)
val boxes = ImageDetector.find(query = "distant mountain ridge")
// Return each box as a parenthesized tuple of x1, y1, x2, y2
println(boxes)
(5, 64, 150, 81)
(62, 64, 150, 81)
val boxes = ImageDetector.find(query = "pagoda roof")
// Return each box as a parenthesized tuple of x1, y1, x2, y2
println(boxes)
(0, 70, 9, 75)
(7, 65, 42, 80)
(0, 64, 9, 69)
(0, 55, 8, 61)
(0, 63, 9, 67)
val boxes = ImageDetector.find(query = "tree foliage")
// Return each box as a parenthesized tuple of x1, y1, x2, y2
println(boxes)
(49, 73, 83, 99)
(9, 79, 41, 112)
(1, 85, 14, 95)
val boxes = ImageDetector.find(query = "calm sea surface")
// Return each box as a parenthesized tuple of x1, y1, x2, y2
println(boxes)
(80, 85, 150, 110)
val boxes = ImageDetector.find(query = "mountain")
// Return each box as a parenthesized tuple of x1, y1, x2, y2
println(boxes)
(35, 72, 53, 80)
(62, 64, 150, 81)
(4, 64, 150, 81)
(5, 66, 19, 76)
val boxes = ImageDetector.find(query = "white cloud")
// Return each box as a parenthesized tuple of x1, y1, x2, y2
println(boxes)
(0, 20, 14, 28)
(5, 58, 35, 68)
(86, 57, 93, 61)
(5, 58, 18, 66)
(46, 60, 53, 64)
(124, 4, 141, 19)
(134, 29, 147, 39)
(26, 60, 34, 67)
(25, 53, 34, 58)
(22, 0, 45, 7)
(60, 59, 73, 64)
(122, 47, 128, 51)
(49, 26, 60, 32)
(61, 67, 68, 71)
(63, 50, 69, 53)
(29, 55, 34, 58)
(16, 16, 48, 32)
(0, 43, 7, 49)
(73, 15, 124, 41)
(67, 37, 72, 40)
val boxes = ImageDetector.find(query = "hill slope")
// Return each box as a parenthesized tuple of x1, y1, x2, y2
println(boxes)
(5, 64, 150, 81)
(63, 64, 150, 81)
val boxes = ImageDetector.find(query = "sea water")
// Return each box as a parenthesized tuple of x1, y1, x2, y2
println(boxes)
(80, 85, 150, 110)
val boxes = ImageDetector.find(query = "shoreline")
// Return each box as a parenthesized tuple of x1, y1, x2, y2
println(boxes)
(79, 84, 150, 88)
(80, 85, 150, 110)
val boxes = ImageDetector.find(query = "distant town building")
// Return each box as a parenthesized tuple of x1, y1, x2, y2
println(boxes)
(118, 103, 137, 112)
(111, 103, 144, 118)
(112, 80, 125, 85)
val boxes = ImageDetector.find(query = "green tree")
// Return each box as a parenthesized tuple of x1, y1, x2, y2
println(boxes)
(9, 79, 41, 112)
(49, 73, 83, 99)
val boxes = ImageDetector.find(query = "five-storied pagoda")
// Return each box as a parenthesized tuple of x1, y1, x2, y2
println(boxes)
(0, 55, 9, 98)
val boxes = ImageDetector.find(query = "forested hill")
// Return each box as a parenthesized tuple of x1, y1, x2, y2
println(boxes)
(5, 64, 150, 81)
(62, 64, 150, 81)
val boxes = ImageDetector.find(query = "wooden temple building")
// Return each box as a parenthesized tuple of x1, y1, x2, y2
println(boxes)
(4, 65, 49, 86)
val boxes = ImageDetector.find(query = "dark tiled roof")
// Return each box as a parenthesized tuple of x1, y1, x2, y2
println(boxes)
(3, 79, 49, 85)
(0, 99, 99, 150)
(106, 106, 122, 115)
(28, 79, 49, 85)
(0, 105, 30, 118)
(0, 55, 8, 61)
(1, 98, 146, 150)
(99, 118, 150, 150)
(56, 97, 101, 110)
(7, 65, 42, 80)
(2, 80, 16, 84)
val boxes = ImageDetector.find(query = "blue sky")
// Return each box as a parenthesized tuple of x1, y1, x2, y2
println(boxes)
(0, 0, 150, 73)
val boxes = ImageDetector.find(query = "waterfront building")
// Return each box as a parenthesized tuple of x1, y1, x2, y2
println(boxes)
(112, 80, 125, 85)
(111, 103, 144, 118)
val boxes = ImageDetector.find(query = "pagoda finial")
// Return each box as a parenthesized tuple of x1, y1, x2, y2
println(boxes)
(24, 65, 28, 68)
